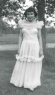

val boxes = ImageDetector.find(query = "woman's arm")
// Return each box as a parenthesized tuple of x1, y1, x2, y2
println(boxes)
(38, 29, 43, 56)
(18, 28, 23, 54)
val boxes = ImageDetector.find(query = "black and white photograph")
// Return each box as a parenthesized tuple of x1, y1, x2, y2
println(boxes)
(0, 0, 55, 95)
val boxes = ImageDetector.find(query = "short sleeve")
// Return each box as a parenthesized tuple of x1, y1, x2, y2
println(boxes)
(37, 21, 44, 29)
(18, 19, 23, 29)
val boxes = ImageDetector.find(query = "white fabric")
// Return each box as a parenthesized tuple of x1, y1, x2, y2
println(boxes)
(10, 19, 44, 90)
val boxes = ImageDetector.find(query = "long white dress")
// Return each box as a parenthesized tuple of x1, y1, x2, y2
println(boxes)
(10, 19, 44, 91)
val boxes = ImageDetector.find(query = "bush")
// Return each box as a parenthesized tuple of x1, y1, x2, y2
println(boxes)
(0, 18, 19, 34)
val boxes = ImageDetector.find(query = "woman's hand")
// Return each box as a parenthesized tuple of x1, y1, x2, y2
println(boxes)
(39, 48, 43, 57)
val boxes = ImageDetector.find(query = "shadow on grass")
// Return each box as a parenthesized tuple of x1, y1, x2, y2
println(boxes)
(0, 51, 17, 61)
(43, 48, 55, 67)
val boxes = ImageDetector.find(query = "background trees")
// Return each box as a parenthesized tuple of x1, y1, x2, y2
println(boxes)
(0, 0, 55, 60)
(0, 0, 55, 18)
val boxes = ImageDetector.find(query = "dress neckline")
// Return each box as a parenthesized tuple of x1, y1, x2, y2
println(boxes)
(25, 18, 37, 24)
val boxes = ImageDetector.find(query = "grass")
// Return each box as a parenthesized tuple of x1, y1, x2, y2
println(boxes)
(0, 33, 55, 45)
(0, 34, 18, 45)
(0, 21, 55, 94)
(0, 50, 55, 95)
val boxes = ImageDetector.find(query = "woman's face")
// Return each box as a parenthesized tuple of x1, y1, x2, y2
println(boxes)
(26, 12, 35, 22)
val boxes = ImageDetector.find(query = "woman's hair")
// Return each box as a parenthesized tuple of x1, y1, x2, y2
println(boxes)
(24, 7, 37, 17)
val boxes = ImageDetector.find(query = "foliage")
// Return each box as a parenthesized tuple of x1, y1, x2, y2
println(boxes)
(44, 0, 55, 27)
(1, 0, 55, 28)
(0, 0, 9, 17)
(1, 0, 38, 28)
(45, 0, 55, 15)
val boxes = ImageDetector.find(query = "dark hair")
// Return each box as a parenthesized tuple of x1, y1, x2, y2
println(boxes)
(24, 7, 37, 17)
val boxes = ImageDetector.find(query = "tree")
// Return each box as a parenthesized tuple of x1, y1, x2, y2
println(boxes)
(0, 0, 9, 16)
(37, 0, 45, 21)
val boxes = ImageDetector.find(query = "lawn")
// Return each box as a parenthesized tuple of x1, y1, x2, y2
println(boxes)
(0, 33, 55, 45)
(0, 18, 55, 94)
(0, 34, 19, 45)
(0, 50, 55, 95)
(0, 25, 55, 95)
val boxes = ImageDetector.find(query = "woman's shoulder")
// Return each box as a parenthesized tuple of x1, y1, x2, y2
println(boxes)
(18, 19, 26, 28)
(37, 20, 44, 25)
(18, 19, 24, 25)
(36, 20, 44, 29)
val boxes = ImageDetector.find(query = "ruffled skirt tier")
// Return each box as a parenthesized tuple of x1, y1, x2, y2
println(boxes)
(10, 39, 44, 90)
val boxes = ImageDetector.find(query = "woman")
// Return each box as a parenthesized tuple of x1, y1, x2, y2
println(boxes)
(10, 7, 44, 91)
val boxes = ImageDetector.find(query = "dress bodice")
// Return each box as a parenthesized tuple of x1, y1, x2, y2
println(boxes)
(22, 27, 38, 40)
(18, 19, 44, 40)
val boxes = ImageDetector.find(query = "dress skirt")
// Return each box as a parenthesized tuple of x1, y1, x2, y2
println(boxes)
(10, 39, 44, 90)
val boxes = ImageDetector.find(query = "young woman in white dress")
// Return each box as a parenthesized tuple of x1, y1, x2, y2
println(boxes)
(10, 7, 44, 91)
